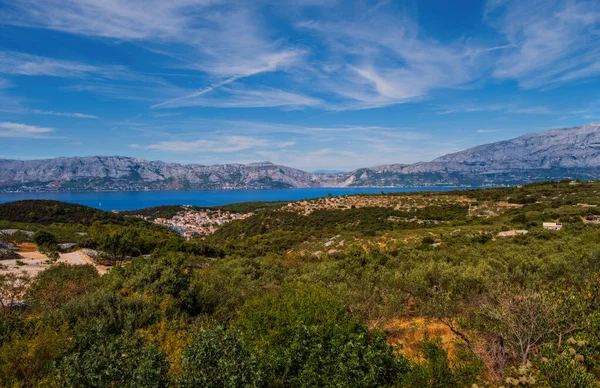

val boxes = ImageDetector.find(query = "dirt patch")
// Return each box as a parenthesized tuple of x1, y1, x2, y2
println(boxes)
(60, 252, 87, 265)
(381, 317, 458, 360)
(17, 243, 49, 261)
(1, 249, 109, 276)
(17, 242, 38, 253)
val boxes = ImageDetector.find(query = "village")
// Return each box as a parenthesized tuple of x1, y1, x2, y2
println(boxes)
(154, 208, 254, 238)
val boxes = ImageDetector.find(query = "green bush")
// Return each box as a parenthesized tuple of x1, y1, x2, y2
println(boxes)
(400, 339, 483, 388)
(52, 334, 169, 388)
(26, 263, 99, 314)
(536, 352, 596, 388)
(235, 285, 407, 387)
(32, 230, 57, 248)
(178, 326, 259, 388)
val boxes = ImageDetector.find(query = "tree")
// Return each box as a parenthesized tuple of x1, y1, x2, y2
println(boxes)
(0, 272, 30, 314)
(478, 288, 559, 366)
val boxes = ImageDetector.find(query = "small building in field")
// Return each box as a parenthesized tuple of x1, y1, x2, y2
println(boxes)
(543, 222, 563, 230)
(583, 215, 600, 224)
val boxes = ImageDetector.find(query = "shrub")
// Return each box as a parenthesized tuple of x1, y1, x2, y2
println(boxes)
(421, 236, 436, 245)
(32, 230, 57, 248)
(235, 285, 407, 387)
(400, 339, 483, 388)
(26, 264, 100, 314)
(53, 334, 169, 388)
(178, 326, 259, 387)
(535, 351, 596, 388)
(0, 324, 71, 386)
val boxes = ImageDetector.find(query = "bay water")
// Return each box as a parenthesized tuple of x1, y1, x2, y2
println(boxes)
(0, 187, 459, 211)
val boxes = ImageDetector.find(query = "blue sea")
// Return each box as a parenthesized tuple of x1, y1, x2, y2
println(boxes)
(0, 187, 459, 211)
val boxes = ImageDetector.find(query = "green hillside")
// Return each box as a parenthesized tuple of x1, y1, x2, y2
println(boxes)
(0, 200, 125, 225)
(1, 181, 600, 387)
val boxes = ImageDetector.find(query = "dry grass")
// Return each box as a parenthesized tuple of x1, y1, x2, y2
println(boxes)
(380, 317, 458, 360)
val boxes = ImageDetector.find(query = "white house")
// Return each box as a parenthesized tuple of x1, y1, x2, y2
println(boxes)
(543, 222, 563, 230)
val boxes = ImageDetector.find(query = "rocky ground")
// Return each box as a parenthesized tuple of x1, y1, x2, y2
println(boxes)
(0, 243, 108, 276)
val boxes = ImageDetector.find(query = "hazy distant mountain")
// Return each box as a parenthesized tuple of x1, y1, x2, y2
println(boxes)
(312, 169, 347, 175)
(337, 122, 600, 187)
(1, 122, 600, 191)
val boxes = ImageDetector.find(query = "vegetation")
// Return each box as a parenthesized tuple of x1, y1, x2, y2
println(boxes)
(0, 200, 122, 225)
(1, 180, 600, 386)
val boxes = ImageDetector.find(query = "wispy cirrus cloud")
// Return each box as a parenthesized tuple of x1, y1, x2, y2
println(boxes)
(32, 110, 98, 119)
(152, 84, 324, 109)
(436, 103, 554, 115)
(143, 136, 271, 153)
(0, 77, 24, 113)
(1, 1, 306, 108)
(294, 6, 495, 109)
(0, 51, 169, 86)
(0, 52, 99, 78)
(0, 0, 210, 40)
(1, 0, 489, 111)
(486, 0, 600, 88)
(120, 117, 451, 170)
(1, 0, 599, 118)
(62, 83, 183, 102)
(0, 122, 56, 138)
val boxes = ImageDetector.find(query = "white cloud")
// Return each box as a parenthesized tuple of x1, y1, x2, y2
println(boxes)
(32, 110, 98, 119)
(0, 122, 56, 138)
(476, 129, 497, 133)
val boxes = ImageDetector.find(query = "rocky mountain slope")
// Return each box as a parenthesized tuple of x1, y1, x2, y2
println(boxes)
(0, 157, 320, 191)
(1, 122, 599, 191)
(337, 122, 600, 187)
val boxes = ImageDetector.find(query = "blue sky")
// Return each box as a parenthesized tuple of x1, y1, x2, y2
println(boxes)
(0, 0, 599, 171)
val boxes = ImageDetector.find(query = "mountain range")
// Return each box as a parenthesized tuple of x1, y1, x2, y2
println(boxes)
(1, 122, 599, 192)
